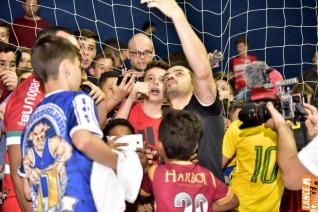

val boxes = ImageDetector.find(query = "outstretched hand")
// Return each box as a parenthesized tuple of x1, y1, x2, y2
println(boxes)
(140, 0, 183, 20)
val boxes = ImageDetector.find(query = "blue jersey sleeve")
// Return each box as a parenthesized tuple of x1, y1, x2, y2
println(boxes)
(69, 94, 103, 138)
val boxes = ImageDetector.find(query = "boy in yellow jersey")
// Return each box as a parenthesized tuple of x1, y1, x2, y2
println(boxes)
(222, 104, 284, 211)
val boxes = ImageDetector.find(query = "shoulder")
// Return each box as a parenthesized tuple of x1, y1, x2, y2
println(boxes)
(187, 94, 222, 115)
(4, 76, 44, 132)
(13, 17, 25, 23)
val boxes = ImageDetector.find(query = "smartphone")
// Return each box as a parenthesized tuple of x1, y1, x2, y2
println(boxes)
(109, 134, 143, 151)
(80, 82, 92, 93)
(116, 75, 132, 86)
(123, 59, 131, 70)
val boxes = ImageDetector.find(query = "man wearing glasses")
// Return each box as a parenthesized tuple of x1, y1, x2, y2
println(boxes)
(128, 33, 155, 74)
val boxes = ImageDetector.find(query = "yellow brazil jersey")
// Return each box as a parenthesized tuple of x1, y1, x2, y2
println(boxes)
(223, 120, 284, 212)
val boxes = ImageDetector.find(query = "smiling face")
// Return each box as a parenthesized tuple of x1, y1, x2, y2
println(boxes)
(163, 65, 193, 98)
(144, 67, 166, 103)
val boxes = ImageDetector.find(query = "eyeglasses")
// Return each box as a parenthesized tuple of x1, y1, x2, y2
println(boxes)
(129, 50, 153, 58)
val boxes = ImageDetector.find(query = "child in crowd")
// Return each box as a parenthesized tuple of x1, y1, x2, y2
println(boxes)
(141, 109, 239, 211)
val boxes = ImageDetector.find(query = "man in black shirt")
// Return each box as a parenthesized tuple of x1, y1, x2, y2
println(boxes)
(141, 0, 224, 181)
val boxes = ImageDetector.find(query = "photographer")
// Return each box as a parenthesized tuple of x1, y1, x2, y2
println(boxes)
(222, 61, 286, 211)
(266, 102, 318, 190)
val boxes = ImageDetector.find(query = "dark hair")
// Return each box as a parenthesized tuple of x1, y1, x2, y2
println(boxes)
(142, 21, 156, 31)
(168, 52, 191, 71)
(36, 26, 72, 43)
(235, 36, 248, 46)
(0, 41, 21, 66)
(103, 118, 135, 139)
(74, 29, 98, 41)
(92, 52, 114, 68)
(0, 21, 11, 35)
(143, 60, 169, 79)
(102, 38, 127, 64)
(31, 35, 79, 83)
(98, 70, 120, 88)
(159, 109, 202, 160)
(103, 38, 127, 51)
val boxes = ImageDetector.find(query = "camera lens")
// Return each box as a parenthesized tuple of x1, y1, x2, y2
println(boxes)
(238, 103, 271, 129)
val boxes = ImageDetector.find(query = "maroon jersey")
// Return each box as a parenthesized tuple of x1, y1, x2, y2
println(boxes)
(11, 17, 49, 48)
(0, 80, 11, 103)
(229, 54, 258, 92)
(143, 162, 230, 212)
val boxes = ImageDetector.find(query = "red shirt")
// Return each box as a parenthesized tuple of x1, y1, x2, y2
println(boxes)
(127, 101, 161, 149)
(229, 54, 258, 92)
(3, 74, 44, 199)
(4, 74, 44, 136)
(11, 17, 49, 48)
(142, 162, 230, 212)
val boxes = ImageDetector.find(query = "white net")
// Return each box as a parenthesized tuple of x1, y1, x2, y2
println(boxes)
(0, 0, 317, 87)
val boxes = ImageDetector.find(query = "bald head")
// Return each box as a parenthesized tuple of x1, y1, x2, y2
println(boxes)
(128, 33, 154, 72)
(56, 31, 80, 50)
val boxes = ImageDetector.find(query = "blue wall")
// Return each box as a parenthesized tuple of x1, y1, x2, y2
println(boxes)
(1, 0, 317, 78)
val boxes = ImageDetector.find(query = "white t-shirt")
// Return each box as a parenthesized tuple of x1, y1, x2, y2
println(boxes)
(298, 135, 318, 176)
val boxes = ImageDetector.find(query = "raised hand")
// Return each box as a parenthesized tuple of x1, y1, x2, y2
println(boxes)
(140, 0, 183, 20)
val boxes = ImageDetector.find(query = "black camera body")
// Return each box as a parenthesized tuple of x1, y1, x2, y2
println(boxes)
(238, 78, 307, 129)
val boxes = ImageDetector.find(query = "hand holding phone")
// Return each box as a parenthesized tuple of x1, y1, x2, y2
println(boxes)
(108, 134, 143, 151)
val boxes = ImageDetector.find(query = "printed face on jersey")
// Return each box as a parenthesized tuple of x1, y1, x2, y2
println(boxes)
(144, 67, 166, 102)
(78, 37, 96, 70)
(27, 122, 49, 154)
(163, 66, 192, 97)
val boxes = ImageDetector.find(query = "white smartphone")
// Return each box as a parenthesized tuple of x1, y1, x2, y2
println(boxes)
(109, 134, 143, 151)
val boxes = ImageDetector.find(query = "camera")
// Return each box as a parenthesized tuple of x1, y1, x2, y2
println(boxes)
(238, 78, 308, 129)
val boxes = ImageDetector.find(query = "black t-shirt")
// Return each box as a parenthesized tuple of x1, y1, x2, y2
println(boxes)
(184, 94, 225, 181)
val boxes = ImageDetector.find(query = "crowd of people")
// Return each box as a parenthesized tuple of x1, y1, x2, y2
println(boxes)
(0, 0, 318, 211)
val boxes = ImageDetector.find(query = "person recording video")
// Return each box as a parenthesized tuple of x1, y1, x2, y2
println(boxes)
(222, 61, 285, 211)
(265, 102, 318, 190)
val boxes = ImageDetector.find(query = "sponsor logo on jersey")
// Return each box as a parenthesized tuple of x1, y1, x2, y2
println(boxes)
(18, 78, 42, 127)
